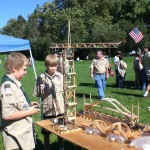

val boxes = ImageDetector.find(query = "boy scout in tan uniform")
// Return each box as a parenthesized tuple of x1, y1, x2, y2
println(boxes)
(33, 54, 64, 150)
(33, 71, 64, 116)
(0, 52, 40, 150)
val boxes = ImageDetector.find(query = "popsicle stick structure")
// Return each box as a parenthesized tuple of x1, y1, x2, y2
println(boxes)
(49, 21, 122, 126)
(62, 52, 77, 124)
(50, 42, 121, 49)
(62, 21, 77, 124)
(83, 95, 139, 126)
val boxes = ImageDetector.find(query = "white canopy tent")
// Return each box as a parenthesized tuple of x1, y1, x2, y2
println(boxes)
(0, 34, 37, 79)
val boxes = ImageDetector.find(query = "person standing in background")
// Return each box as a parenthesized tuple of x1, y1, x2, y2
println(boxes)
(76, 57, 80, 62)
(57, 52, 69, 76)
(142, 47, 150, 98)
(86, 55, 89, 60)
(141, 49, 148, 91)
(116, 55, 127, 88)
(90, 50, 109, 100)
(114, 51, 121, 86)
(133, 50, 143, 89)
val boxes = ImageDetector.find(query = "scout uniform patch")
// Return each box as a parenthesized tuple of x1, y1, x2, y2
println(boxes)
(93, 60, 99, 66)
(4, 84, 12, 96)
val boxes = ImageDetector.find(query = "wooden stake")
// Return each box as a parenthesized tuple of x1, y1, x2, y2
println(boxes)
(131, 105, 133, 122)
(138, 103, 139, 120)
(83, 95, 85, 103)
(90, 93, 92, 103)
(68, 20, 70, 44)
(83, 95, 85, 114)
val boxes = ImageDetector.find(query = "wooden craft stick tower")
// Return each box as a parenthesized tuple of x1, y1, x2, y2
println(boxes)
(63, 21, 77, 125)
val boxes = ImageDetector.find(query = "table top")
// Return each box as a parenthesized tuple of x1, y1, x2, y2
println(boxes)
(35, 117, 135, 150)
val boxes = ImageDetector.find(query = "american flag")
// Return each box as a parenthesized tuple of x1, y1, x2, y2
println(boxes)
(129, 27, 143, 43)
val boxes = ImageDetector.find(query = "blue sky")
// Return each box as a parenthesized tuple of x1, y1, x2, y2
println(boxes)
(0, 0, 52, 29)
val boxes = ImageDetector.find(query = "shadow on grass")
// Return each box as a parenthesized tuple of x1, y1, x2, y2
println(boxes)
(112, 91, 142, 98)
(35, 138, 44, 150)
(76, 93, 99, 99)
(79, 81, 135, 90)
(125, 80, 135, 89)
(79, 82, 95, 87)
(64, 141, 83, 150)
(107, 80, 135, 90)
(35, 138, 82, 150)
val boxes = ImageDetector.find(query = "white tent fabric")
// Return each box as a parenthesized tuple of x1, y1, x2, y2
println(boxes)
(0, 34, 37, 78)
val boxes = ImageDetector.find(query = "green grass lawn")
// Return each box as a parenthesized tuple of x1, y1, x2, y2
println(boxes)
(0, 54, 150, 149)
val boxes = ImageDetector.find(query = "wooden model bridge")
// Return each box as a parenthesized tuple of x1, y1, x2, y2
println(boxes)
(50, 41, 122, 49)
(83, 96, 139, 126)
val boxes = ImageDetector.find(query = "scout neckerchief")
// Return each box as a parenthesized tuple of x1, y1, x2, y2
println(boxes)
(1, 75, 31, 105)
(44, 72, 61, 115)
(45, 74, 56, 99)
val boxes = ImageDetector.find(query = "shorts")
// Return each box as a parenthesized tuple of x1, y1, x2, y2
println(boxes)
(41, 114, 64, 135)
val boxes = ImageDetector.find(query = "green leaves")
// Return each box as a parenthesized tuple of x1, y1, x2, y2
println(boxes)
(0, 0, 149, 60)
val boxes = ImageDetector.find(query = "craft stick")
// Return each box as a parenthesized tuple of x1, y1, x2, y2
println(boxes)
(138, 103, 139, 120)
(90, 93, 93, 103)
(131, 105, 133, 121)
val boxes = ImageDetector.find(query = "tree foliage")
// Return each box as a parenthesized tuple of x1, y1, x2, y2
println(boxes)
(0, 0, 149, 59)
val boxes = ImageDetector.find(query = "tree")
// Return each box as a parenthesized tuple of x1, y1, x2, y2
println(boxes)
(112, 0, 148, 23)
(0, 15, 27, 38)
(0, 0, 149, 59)
(92, 21, 126, 42)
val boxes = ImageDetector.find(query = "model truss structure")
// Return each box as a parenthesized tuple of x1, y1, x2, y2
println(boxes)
(50, 41, 121, 49)
(61, 50, 77, 125)
(83, 95, 140, 126)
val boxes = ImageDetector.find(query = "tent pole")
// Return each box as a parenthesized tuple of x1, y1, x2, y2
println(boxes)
(29, 49, 37, 79)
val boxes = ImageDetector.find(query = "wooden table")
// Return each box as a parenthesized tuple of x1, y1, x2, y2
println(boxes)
(35, 117, 135, 150)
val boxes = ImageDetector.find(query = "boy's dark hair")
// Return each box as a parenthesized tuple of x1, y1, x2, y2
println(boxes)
(119, 55, 124, 60)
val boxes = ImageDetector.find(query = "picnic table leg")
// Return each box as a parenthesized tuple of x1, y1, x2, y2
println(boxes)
(44, 134, 50, 150)
(58, 136, 64, 150)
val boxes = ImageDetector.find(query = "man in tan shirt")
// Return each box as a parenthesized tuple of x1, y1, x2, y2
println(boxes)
(90, 50, 109, 99)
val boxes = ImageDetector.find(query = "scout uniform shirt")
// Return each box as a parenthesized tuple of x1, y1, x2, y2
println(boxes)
(0, 74, 35, 150)
(33, 71, 64, 116)
(91, 57, 109, 74)
(116, 60, 127, 77)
